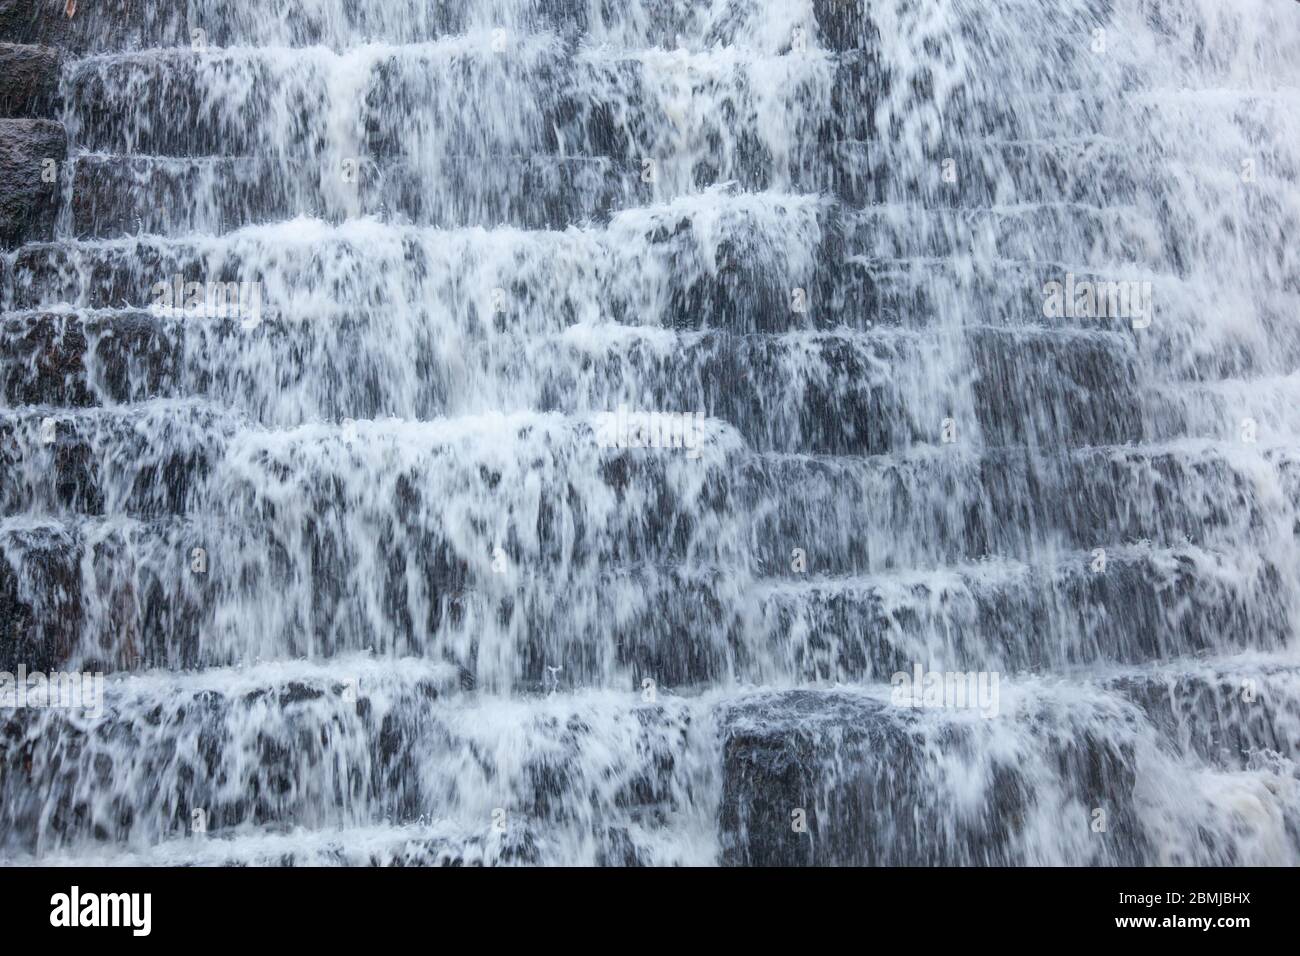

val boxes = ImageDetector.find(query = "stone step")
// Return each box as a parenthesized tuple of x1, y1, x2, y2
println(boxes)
(740, 440, 1300, 573)
(3, 396, 1293, 569)
(1, 822, 551, 867)
(0, 819, 687, 866)
(0, 671, 705, 861)
(0, 43, 62, 118)
(10, 193, 1246, 347)
(974, 89, 1300, 183)
(0, 0, 830, 55)
(3, 480, 1293, 685)
(717, 671, 1300, 865)
(8, 251, 1295, 390)
(3, 192, 828, 324)
(66, 135, 1242, 238)
(61, 43, 872, 184)
(67, 153, 651, 235)
(1105, 656, 1300, 773)
(1151, 373, 1300, 445)
(0, 322, 1144, 451)
(0, 118, 65, 248)
(5, 661, 1297, 862)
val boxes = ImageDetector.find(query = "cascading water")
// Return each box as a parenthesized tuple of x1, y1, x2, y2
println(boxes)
(0, 0, 1298, 866)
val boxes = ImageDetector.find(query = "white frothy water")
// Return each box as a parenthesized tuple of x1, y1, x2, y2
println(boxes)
(1, 0, 1299, 865)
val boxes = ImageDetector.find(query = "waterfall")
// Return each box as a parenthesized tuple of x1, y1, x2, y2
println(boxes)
(1, 0, 1298, 866)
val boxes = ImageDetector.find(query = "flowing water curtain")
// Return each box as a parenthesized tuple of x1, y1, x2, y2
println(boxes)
(0, 0, 1298, 864)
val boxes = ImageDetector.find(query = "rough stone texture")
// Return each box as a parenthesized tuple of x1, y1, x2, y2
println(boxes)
(0, 117, 64, 248)
(718, 690, 1147, 866)
(68, 154, 651, 236)
(1111, 668, 1300, 771)
(0, 310, 178, 406)
(0, 524, 81, 674)
(811, 0, 878, 52)
(0, 43, 62, 117)
(0, 0, 69, 48)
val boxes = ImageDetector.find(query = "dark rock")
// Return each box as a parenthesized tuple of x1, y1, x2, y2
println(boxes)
(1112, 666, 1300, 770)
(0, 0, 186, 53)
(0, 117, 64, 248)
(812, 0, 878, 52)
(718, 689, 1148, 865)
(0, 523, 82, 673)
(0, 310, 180, 406)
(0, 0, 69, 48)
(0, 44, 62, 117)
